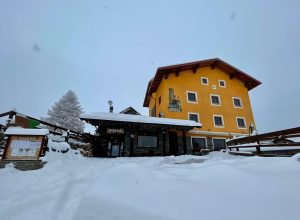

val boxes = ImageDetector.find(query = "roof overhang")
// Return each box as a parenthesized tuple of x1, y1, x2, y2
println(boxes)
(80, 112, 201, 130)
(143, 58, 261, 107)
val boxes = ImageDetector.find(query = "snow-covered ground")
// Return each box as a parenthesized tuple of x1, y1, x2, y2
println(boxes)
(0, 151, 299, 220)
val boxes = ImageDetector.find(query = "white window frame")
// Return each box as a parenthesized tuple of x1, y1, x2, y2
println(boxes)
(188, 112, 200, 123)
(201, 77, 209, 85)
(219, 80, 226, 88)
(236, 117, 247, 129)
(186, 91, 198, 103)
(232, 97, 243, 108)
(213, 115, 224, 128)
(212, 138, 227, 150)
(191, 136, 207, 150)
(210, 94, 221, 106)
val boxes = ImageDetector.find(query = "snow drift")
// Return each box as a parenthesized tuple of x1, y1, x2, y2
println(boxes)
(0, 151, 299, 220)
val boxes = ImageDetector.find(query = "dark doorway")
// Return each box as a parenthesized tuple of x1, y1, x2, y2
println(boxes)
(213, 138, 226, 151)
(169, 131, 178, 155)
(108, 133, 125, 157)
(92, 136, 107, 157)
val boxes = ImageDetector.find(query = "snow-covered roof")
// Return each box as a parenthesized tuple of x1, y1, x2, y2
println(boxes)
(4, 127, 49, 136)
(81, 112, 201, 127)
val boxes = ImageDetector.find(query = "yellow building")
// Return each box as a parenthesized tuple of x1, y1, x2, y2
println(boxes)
(143, 58, 261, 152)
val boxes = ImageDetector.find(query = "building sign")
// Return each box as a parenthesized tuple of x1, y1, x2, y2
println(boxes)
(107, 128, 124, 134)
(168, 88, 182, 112)
(3, 136, 44, 160)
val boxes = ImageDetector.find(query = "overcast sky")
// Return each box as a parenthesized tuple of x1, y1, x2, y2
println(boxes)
(0, 0, 299, 133)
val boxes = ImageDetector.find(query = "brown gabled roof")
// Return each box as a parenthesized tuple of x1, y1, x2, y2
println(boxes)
(143, 58, 261, 107)
(119, 106, 141, 115)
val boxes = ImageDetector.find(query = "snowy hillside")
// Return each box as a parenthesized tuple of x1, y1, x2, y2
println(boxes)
(0, 151, 299, 220)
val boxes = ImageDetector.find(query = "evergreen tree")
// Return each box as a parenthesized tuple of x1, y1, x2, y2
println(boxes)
(44, 90, 84, 132)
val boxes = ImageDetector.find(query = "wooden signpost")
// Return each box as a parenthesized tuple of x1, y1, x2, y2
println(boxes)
(2, 128, 49, 161)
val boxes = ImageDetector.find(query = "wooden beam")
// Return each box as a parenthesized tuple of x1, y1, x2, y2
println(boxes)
(230, 72, 237, 79)
(210, 61, 217, 69)
(244, 81, 251, 90)
(175, 71, 180, 77)
(164, 74, 169, 79)
(0, 111, 16, 118)
(227, 126, 300, 146)
(227, 142, 300, 149)
(183, 130, 187, 154)
(192, 64, 199, 73)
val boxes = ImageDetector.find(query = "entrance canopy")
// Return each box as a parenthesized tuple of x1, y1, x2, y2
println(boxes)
(80, 112, 201, 130)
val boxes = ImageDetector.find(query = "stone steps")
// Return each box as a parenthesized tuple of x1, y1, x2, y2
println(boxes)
(0, 160, 47, 171)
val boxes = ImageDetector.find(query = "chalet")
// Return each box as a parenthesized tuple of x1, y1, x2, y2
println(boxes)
(143, 58, 261, 152)
(80, 112, 201, 157)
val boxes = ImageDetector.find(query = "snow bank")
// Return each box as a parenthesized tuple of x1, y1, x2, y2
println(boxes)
(0, 152, 299, 220)
(73, 154, 300, 220)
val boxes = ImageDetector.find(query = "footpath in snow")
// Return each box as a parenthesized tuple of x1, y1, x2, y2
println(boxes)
(0, 150, 299, 220)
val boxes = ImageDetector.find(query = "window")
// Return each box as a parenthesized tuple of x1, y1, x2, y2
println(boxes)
(213, 115, 224, 127)
(158, 96, 161, 105)
(192, 137, 207, 151)
(236, 117, 246, 129)
(233, 97, 243, 108)
(219, 80, 226, 88)
(186, 91, 197, 103)
(210, 94, 221, 106)
(213, 138, 226, 150)
(188, 112, 199, 123)
(137, 135, 158, 148)
(201, 77, 209, 85)
(151, 104, 156, 117)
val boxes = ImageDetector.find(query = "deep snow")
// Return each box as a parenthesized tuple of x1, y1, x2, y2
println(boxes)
(0, 151, 299, 220)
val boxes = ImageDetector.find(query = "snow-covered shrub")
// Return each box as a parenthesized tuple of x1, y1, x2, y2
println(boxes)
(48, 139, 70, 153)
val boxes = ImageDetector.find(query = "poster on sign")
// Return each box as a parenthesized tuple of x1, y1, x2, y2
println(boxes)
(10, 139, 41, 157)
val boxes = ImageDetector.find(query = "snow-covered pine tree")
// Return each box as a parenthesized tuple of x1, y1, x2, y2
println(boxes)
(44, 90, 84, 132)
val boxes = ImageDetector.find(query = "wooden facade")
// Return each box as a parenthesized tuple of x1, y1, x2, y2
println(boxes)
(80, 114, 200, 157)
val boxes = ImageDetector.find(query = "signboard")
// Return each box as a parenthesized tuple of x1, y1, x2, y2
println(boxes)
(2, 136, 44, 160)
(107, 128, 124, 134)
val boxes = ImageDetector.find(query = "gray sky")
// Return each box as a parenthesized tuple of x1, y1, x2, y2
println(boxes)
(0, 0, 299, 133)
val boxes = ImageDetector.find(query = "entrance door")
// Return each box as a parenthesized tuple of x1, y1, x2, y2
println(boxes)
(169, 131, 178, 155)
(111, 144, 120, 157)
(213, 138, 226, 151)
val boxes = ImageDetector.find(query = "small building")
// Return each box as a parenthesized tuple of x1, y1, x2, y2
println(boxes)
(143, 58, 261, 151)
(80, 112, 201, 157)
(119, 107, 141, 115)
